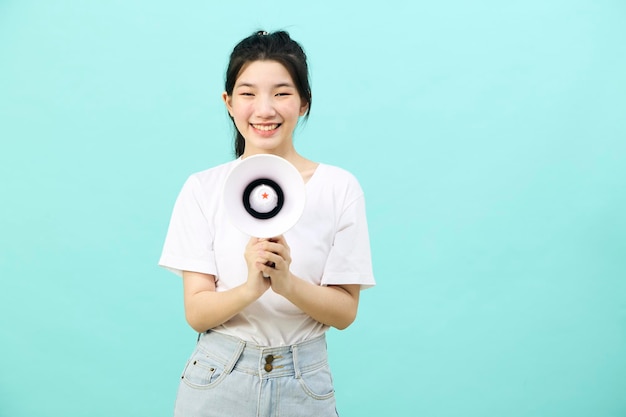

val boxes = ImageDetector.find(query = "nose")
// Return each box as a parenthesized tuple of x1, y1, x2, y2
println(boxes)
(254, 95, 276, 118)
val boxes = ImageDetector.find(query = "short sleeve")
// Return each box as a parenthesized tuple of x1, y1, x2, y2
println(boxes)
(158, 175, 217, 277)
(321, 192, 375, 289)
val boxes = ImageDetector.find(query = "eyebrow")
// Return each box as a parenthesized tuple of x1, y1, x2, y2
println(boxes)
(235, 82, 296, 89)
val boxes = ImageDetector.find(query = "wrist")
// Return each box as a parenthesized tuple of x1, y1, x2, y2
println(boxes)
(242, 276, 266, 301)
(273, 272, 297, 298)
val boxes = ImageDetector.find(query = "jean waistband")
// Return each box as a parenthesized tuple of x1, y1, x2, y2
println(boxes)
(196, 330, 328, 379)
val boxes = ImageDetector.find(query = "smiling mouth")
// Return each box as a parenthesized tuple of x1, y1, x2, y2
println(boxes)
(252, 123, 280, 131)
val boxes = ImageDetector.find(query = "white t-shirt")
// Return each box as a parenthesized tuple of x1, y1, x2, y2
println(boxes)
(159, 160, 375, 346)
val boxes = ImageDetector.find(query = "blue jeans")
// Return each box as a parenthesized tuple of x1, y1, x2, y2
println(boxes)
(174, 330, 338, 417)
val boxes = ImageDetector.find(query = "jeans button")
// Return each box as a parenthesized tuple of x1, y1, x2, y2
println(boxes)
(264, 354, 275, 372)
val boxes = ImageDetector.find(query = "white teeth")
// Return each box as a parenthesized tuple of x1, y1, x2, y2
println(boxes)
(252, 124, 279, 131)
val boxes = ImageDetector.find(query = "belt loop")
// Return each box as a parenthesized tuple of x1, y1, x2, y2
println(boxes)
(292, 345, 301, 379)
(224, 339, 246, 375)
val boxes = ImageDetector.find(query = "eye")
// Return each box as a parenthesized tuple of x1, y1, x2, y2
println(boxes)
(275, 92, 291, 97)
(240, 92, 254, 96)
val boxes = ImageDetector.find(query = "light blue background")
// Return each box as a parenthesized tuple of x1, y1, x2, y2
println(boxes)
(1, 1, 625, 416)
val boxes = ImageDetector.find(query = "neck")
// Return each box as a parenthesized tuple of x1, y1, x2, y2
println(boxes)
(241, 145, 299, 164)
(241, 147, 317, 181)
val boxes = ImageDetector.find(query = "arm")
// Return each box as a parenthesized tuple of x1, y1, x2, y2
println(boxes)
(182, 239, 271, 333)
(253, 236, 361, 330)
(182, 271, 257, 333)
(278, 279, 360, 330)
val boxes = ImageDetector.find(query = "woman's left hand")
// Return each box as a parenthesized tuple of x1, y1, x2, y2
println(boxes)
(255, 235, 294, 296)
(255, 235, 361, 330)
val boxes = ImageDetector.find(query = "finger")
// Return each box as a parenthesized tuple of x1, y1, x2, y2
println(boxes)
(246, 237, 264, 251)
(257, 242, 283, 257)
(261, 252, 289, 271)
(255, 260, 275, 276)
(255, 252, 278, 268)
(268, 235, 287, 246)
(259, 239, 290, 256)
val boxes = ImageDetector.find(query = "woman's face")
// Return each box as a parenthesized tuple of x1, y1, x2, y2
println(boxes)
(223, 60, 309, 157)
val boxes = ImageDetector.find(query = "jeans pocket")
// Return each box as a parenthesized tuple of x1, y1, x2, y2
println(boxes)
(297, 364, 335, 400)
(180, 350, 225, 389)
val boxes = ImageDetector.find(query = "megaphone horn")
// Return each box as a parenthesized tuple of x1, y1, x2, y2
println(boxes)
(223, 154, 306, 238)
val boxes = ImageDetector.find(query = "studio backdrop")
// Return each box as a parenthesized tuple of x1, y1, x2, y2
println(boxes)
(1, 1, 625, 416)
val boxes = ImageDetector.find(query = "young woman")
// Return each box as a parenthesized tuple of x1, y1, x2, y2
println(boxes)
(159, 30, 375, 417)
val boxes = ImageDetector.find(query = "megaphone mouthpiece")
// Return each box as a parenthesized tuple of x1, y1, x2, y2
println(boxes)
(243, 178, 284, 220)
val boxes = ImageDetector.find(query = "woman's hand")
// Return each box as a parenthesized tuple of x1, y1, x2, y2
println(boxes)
(254, 235, 294, 296)
(244, 237, 271, 298)
(249, 235, 361, 330)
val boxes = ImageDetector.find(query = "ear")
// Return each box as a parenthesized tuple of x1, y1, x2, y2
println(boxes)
(299, 100, 309, 116)
(222, 92, 234, 117)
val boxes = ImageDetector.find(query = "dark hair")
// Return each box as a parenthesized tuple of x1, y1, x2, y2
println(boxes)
(225, 30, 312, 157)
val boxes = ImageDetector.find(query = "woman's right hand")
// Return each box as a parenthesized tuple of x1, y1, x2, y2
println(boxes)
(244, 237, 271, 298)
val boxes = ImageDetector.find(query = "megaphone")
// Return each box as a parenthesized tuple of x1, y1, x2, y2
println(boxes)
(223, 154, 306, 238)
